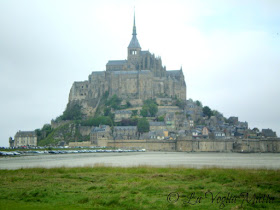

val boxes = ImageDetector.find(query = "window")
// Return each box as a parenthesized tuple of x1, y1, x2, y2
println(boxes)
(130, 50, 137, 55)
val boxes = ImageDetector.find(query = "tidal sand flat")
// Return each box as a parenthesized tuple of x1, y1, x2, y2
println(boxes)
(1, 152, 280, 169)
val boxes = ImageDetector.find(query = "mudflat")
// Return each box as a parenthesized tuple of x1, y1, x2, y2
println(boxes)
(1, 152, 280, 170)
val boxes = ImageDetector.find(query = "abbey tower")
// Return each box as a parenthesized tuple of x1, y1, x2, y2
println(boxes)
(68, 13, 187, 116)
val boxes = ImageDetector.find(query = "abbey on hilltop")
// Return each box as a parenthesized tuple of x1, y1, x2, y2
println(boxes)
(68, 13, 186, 116)
(9, 12, 279, 152)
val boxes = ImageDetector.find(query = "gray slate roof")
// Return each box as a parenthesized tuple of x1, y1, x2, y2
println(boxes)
(166, 70, 181, 76)
(114, 126, 137, 131)
(140, 51, 149, 55)
(111, 70, 151, 75)
(15, 131, 36, 137)
(91, 71, 105, 74)
(128, 35, 141, 49)
(107, 60, 127, 65)
(149, 122, 166, 126)
(115, 110, 132, 114)
(91, 125, 110, 133)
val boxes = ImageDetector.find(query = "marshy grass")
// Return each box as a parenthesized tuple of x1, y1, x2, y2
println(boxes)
(0, 166, 279, 209)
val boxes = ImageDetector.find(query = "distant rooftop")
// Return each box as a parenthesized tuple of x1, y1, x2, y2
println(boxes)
(15, 131, 36, 137)
(111, 70, 151, 75)
(107, 60, 127, 65)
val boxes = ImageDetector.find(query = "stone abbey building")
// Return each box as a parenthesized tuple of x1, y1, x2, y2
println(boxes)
(69, 14, 186, 116)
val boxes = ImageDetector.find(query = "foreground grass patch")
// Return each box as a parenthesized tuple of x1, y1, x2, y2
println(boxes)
(0, 167, 279, 209)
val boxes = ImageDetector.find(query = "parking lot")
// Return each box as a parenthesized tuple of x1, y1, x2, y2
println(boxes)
(0, 148, 145, 156)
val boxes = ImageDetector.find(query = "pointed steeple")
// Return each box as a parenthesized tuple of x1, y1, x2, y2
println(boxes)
(132, 10, 137, 36)
(128, 10, 141, 49)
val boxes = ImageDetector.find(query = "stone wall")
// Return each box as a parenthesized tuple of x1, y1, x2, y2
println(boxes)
(107, 139, 176, 151)
(69, 141, 91, 147)
(97, 138, 280, 153)
(234, 139, 280, 153)
(176, 139, 234, 152)
(68, 68, 186, 117)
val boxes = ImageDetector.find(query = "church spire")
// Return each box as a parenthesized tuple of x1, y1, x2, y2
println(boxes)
(128, 10, 141, 49)
(132, 10, 137, 36)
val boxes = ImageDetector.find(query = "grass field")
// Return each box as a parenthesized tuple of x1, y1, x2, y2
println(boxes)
(0, 167, 279, 209)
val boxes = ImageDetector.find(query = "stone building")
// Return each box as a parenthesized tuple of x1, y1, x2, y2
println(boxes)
(68, 13, 187, 116)
(114, 110, 132, 122)
(14, 131, 37, 147)
(90, 125, 112, 145)
(113, 126, 138, 140)
(262, 129, 277, 138)
(9, 137, 14, 147)
(149, 121, 166, 131)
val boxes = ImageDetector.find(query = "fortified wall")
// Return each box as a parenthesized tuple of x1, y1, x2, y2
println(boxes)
(99, 138, 280, 153)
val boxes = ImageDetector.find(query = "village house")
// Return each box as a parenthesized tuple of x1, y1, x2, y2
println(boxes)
(214, 131, 226, 139)
(149, 121, 166, 131)
(90, 125, 112, 145)
(262, 129, 277, 138)
(148, 129, 168, 140)
(13, 131, 37, 147)
(113, 126, 138, 140)
(114, 110, 132, 122)
(202, 127, 209, 137)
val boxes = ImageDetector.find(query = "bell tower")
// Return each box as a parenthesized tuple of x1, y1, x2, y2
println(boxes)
(127, 11, 141, 63)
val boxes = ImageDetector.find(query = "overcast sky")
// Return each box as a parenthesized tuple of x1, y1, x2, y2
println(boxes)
(0, 0, 279, 147)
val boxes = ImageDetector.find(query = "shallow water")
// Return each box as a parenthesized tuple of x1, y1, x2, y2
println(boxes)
(0, 152, 279, 170)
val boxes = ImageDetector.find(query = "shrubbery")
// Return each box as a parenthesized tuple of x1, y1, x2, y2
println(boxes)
(105, 94, 122, 110)
(137, 118, 150, 133)
(175, 99, 185, 109)
(81, 116, 113, 127)
(119, 118, 138, 126)
(61, 103, 83, 120)
(140, 99, 158, 117)
(203, 106, 213, 118)
(35, 124, 53, 141)
(156, 115, 165, 122)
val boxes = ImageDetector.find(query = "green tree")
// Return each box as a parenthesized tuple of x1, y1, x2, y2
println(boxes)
(137, 118, 150, 133)
(196, 100, 202, 107)
(105, 94, 122, 109)
(149, 103, 158, 116)
(175, 99, 185, 109)
(42, 124, 52, 136)
(126, 101, 132, 108)
(140, 107, 149, 117)
(132, 110, 138, 116)
(157, 115, 165, 122)
(104, 107, 111, 116)
(140, 99, 158, 117)
(120, 118, 138, 126)
(203, 106, 213, 118)
(62, 103, 83, 120)
(35, 124, 53, 141)
(81, 116, 113, 127)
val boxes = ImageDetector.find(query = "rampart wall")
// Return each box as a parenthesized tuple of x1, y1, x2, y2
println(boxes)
(103, 138, 280, 153)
